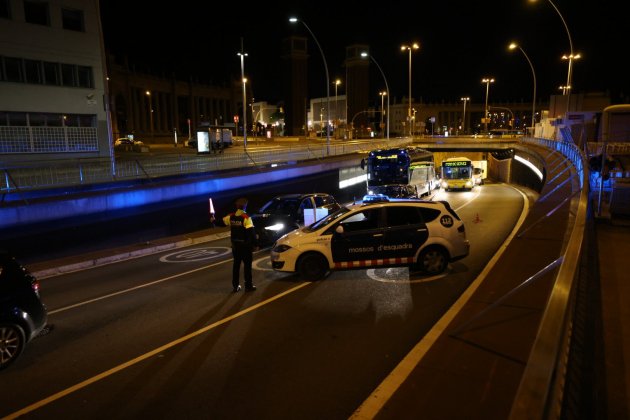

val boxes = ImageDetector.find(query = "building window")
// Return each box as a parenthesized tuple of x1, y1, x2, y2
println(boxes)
(62, 8, 84, 31)
(3, 56, 23, 82)
(24, 59, 42, 84)
(77, 65, 93, 88)
(23, 1, 49, 26)
(43, 61, 59, 85)
(0, 0, 11, 19)
(61, 63, 76, 86)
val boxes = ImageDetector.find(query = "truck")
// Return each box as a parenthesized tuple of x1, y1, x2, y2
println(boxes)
(472, 160, 488, 185)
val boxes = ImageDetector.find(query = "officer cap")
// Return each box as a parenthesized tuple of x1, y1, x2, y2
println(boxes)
(235, 197, 248, 209)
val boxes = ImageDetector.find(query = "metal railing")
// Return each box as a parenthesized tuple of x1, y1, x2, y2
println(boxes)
(509, 137, 589, 419)
(1, 138, 410, 194)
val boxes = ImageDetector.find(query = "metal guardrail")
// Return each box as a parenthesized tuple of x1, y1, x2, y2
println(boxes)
(1, 138, 410, 194)
(509, 137, 589, 419)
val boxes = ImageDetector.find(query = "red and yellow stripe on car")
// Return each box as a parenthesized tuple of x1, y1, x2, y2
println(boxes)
(334, 257, 414, 269)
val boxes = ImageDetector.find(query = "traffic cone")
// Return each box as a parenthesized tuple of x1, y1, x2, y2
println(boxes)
(473, 213, 482, 223)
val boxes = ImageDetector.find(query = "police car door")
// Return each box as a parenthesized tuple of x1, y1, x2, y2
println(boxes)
(381, 205, 428, 261)
(330, 208, 383, 263)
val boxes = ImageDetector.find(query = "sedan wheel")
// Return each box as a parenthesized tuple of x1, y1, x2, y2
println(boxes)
(0, 324, 26, 370)
(417, 248, 448, 275)
(297, 253, 328, 280)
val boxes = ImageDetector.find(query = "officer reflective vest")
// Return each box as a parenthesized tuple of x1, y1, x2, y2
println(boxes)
(223, 209, 254, 244)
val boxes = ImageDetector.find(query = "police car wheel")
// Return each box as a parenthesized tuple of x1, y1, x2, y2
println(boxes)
(297, 253, 328, 280)
(417, 247, 448, 275)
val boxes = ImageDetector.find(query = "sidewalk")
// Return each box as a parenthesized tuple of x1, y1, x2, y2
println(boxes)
(596, 220, 630, 419)
(28, 226, 231, 280)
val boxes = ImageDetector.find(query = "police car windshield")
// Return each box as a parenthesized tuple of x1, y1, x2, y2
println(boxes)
(305, 206, 351, 231)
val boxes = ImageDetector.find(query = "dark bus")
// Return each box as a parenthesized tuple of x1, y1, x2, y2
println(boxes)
(362, 147, 438, 196)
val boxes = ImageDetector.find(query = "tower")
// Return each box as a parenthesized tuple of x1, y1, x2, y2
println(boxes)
(282, 36, 308, 136)
(345, 45, 370, 137)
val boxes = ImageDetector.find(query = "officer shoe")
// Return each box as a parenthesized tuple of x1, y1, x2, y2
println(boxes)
(233, 285, 242, 293)
(245, 285, 257, 292)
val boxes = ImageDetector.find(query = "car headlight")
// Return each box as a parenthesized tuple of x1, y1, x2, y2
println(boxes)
(273, 244, 292, 253)
(265, 223, 285, 231)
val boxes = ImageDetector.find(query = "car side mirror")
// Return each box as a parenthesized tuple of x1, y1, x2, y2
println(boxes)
(335, 225, 344, 234)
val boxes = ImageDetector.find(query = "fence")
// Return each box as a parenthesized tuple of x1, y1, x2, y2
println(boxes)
(1, 138, 410, 194)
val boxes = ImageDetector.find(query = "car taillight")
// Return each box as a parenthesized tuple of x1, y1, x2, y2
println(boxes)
(31, 278, 40, 295)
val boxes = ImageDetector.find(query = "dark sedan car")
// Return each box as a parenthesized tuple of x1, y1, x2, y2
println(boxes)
(367, 184, 419, 199)
(250, 193, 340, 247)
(0, 251, 47, 370)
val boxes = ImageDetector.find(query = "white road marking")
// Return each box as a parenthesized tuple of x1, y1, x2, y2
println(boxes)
(351, 185, 530, 419)
(159, 247, 231, 262)
(5, 282, 313, 419)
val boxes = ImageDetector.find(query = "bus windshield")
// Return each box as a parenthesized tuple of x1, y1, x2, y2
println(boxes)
(441, 157, 474, 190)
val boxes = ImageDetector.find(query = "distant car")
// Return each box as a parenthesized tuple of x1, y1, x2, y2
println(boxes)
(0, 251, 47, 370)
(114, 137, 143, 146)
(367, 184, 418, 199)
(250, 193, 341, 247)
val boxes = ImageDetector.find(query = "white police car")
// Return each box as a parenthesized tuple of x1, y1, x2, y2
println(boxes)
(270, 197, 469, 280)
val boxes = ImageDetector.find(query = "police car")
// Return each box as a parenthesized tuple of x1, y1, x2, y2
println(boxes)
(270, 197, 469, 280)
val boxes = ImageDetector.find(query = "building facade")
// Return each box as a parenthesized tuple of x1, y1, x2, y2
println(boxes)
(107, 56, 241, 143)
(0, 0, 109, 162)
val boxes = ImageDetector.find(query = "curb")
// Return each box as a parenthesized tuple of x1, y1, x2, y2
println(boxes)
(33, 231, 232, 279)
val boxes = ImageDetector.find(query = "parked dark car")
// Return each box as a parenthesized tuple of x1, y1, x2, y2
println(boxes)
(250, 193, 341, 247)
(0, 251, 47, 370)
(367, 184, 419, 199)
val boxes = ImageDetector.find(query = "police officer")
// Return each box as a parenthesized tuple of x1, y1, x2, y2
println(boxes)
(223, 197, 256, 292)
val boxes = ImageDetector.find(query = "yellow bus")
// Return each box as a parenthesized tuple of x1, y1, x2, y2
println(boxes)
(440, 157, 474, 191)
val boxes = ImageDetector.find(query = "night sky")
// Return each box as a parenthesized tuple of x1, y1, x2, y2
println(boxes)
(100, 0, 628, 107)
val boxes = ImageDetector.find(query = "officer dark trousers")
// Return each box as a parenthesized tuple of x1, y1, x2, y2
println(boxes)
(232, 242, 253, 289)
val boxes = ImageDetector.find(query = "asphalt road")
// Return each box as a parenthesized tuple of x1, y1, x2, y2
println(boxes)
(0, 183, 525, 419)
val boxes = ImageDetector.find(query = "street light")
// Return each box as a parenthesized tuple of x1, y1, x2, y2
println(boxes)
(401, 43, 419, 137)
(334, 79, 341, 134)
(289, 17, 330, 154)
(481, 78, 494, 133)
(561, 52, 581, 112)
(509, 42, 537, 133)
(237, 43, 248, 150)
(529, 0, 575, 97)
(379, 91, 387, 138)
(145, 90, 153, 141)
(460, 97, 470, 135)
(361, 51, 390, 139)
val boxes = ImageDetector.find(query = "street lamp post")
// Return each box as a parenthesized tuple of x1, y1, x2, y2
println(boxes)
(561, 53, 580, 113)
(401, 43, 419, 137)
(529, 0, 576, 111)
(237, 41, 248, 150)
(379, 91, 387, 138)
(334, 79, 341, 136)
(145, 90, 153, 141)
(460, 97, 470, 135)
(361, 52, 390, 139)
(509, 42, 537, 134)
(481, 78, 494, 133)
(289, 17, 330, 155)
